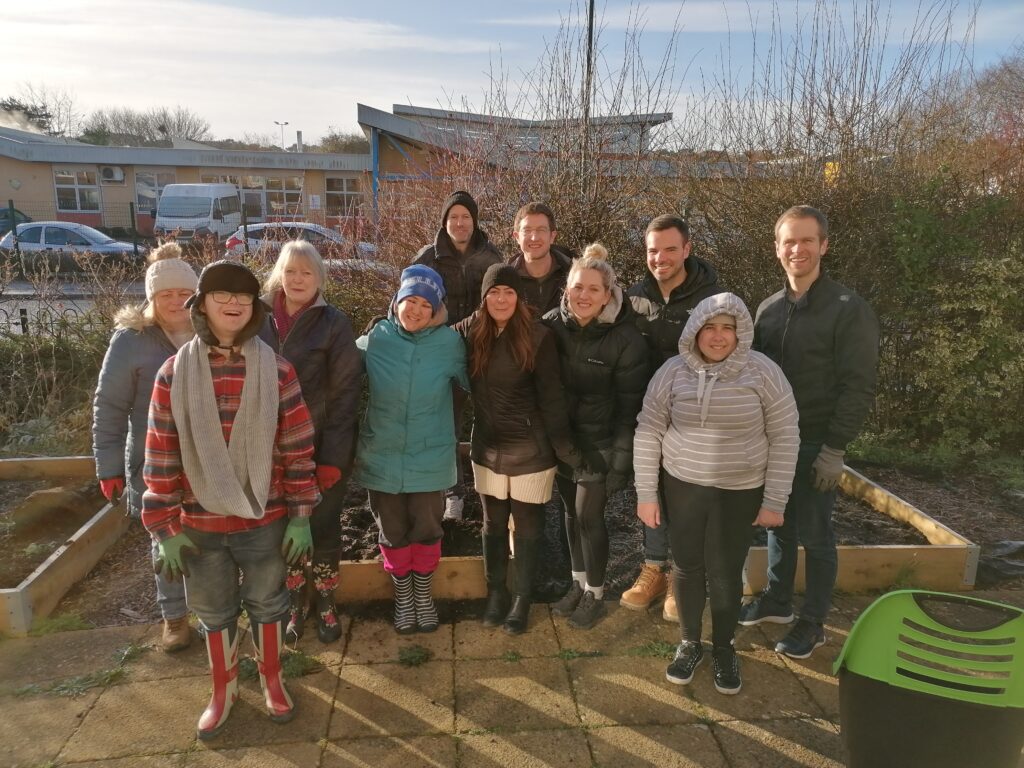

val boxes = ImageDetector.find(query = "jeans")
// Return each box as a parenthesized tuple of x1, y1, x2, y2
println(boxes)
(765, 442, 838, 624)
(151, 537, 187, 620)
(182, 518, 290, 631)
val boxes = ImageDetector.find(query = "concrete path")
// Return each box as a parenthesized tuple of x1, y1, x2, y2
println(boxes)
(2, 590, 1022, 767)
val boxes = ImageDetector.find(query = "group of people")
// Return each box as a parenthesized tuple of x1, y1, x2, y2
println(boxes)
(91, 189, 878, 739)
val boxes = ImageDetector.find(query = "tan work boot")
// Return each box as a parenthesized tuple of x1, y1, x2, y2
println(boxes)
(619, 563, 667, 610)
(662, 588, 679, 622)
(162, 615, 192, 653)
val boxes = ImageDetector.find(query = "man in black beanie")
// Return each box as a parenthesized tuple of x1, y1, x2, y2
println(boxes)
(413, 191, 503, 521)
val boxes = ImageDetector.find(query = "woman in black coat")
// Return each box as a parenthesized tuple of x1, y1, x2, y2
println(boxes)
(260, 240, 361, 643)
(455, 264, 580, 635)
(542, 244, 649, 629)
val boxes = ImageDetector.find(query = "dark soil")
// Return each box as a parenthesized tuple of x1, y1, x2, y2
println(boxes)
(44, 459, 1024, 627)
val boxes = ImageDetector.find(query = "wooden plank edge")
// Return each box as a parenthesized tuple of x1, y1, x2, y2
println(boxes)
(840, 466, 973, 547)
(0, 456, 96, 480)
(338, 556, 486, 602)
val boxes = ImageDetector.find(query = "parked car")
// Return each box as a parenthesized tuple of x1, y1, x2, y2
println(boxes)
(224, 222, 377, 261)
(0, 207, 31, 237)
(0, 222, 145, 274)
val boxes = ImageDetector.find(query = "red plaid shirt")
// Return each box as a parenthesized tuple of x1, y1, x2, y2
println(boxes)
(142, 347, 319, 541)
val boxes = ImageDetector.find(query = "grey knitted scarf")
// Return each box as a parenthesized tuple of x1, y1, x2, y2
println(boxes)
(169, 336, 278, 519)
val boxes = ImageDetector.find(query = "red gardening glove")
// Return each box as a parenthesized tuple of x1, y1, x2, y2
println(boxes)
(100, 477, 125, 502)
(316, 465, 342, 491)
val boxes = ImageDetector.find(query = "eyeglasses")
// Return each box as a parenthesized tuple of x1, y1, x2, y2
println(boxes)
(209, 291, 255, 305)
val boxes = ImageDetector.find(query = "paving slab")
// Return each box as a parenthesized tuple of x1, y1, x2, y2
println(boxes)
(72, 755, 186, 767)
(184, 742, 323, 766)
(551, 601, 671, 655)
(713, 716, 845, 767)
(458, 727, 592, 767)
(285, 612, 352, 666)
(455, 657, 578, 732)
(119, 634, 212, 682)
(0, 624, 147, 693)
(454, 606, 561, 659)
(344, 617, 454, 664)
(586, 723, 729, 768)
(777, 639, 843, 720)
(566, 655, 703, 727)
(0, 689, 100, 768)
(321, 735, 457, 767)
(330, 660, 454, 738)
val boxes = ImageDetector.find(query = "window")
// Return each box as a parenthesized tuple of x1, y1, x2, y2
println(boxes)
(54, 169, 100, 212)
(219, 195, 240, 215)
(18, 226, 42, 244)
(326, 177, 361, 216)
(136, 170, 176, 210)
(266, 175, 303, 215)
(45, 227, 90, 246)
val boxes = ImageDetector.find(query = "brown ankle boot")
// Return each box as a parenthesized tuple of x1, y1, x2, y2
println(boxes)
(162, 615, 192, 652)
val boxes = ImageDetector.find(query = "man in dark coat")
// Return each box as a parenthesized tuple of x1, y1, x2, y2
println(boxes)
(508, 201, 574, 315)
(739, 205, 879, 660)
(413, 191, 503, 521)
(621, 214, 723, 620)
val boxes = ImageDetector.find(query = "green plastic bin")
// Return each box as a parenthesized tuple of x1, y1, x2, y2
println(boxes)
(834, 590, 1024, 768)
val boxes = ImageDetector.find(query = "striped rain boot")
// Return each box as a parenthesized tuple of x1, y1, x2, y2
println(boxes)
(412, 571, 439, 633)
(197, 623, 239, 740)
(251, 620, 295, 723)
(391, 573, 417, 635)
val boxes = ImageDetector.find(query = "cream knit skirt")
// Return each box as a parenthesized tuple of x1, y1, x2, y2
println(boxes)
(471, 462, 556, 503)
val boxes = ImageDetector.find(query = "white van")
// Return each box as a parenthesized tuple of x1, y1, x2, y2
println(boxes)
(153, 183, 242, 242)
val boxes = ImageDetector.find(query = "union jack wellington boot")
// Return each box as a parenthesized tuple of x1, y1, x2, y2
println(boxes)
(252, 620, 295, 723)
(197, 623, 239, 740)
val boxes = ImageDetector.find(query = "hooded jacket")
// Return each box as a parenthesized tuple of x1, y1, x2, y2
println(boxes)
(627, 254, 723, 369)
(455, 315, 581, 476)
(413, 228, 504, 325)
(509, 243, 574, 315)
(92, 306, 187, 517)
(633, 292, 799, 514)
(259, 290, 361, 472)
(353, 301, 469, 494)
(542, 285, 649, 476)
(753, 273, 879, 451)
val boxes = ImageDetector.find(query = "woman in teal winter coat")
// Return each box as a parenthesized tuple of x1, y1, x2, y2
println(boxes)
(354, 264, 469, 634)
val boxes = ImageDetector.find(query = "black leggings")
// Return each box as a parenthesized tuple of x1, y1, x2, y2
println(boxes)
(662, 471, 762, 647)
(480, 494, 545, 540)
(555, 475, 609, 587)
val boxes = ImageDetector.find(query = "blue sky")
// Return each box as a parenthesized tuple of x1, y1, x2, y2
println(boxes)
(5, 0, 1022, 144)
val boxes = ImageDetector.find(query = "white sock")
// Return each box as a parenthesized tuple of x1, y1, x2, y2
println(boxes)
(571, 571, 586, 588)
(585, 584, 604, 600)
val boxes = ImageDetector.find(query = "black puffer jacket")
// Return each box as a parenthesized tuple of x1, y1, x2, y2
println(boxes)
(259, 291, 361, 472)
(414, 229, 504, 325)
(542, 286, 650, 476)
(508, 244, 574, 315)
(627, 254, 723, 369)
(753, 273, 879, 451)
(455, 315, 580, 476)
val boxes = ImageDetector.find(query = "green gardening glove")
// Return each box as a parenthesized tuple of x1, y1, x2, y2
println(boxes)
(281, 517, 313, 564)
(154, 532, 199, 582)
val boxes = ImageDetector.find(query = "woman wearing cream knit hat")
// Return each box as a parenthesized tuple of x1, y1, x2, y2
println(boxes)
(92, 242, 199, 651)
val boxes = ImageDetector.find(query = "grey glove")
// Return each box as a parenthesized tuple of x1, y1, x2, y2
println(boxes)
(811, 446, 846, 492)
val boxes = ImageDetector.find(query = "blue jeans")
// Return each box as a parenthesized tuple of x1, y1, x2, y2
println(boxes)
(182, 518, 289, 631)
(151, 538, 187, 620)
(765, 443, 838, 624)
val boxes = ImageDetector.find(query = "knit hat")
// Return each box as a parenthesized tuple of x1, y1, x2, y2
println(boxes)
(144, 244, 198, 301)
(480, 263, 522, 298)
(186, 260, 266, 346)
(395, 264, 446, 313)
(441, 190, 479, 230)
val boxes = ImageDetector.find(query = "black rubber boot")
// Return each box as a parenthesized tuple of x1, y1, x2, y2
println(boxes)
(482, 533, 510, 627)
(284, 561, 308, 643)
(504, 536, 540, 635)
(311, 552, 342, 644)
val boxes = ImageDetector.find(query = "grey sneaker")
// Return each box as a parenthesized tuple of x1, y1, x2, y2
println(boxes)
(443, 495, 464, 522)
(737, 594, 794, 626)
(568, 591, 607, 629)
(775, 619, 826, 659)
(551, 582, 585, 617)
(665, 640, 704, 685)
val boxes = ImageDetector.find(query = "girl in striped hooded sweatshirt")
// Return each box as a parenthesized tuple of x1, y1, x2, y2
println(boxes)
(633, 292, 798, 696)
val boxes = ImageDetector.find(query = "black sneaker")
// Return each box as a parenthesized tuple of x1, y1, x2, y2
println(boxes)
(551, 582, 585, 617)
(568, 591, 607, 629)
(737, 594, 795, 626)
(775, 619, 826, 659)
(665, 640, 704, 685)
(711, 644, 742, 694)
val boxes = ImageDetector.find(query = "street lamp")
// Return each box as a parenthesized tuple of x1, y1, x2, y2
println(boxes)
(274, 120, 289, 151)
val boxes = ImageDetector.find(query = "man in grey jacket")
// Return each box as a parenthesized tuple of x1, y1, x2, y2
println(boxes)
(739, 205, 879, 659)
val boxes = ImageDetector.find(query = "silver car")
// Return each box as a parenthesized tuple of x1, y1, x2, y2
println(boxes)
(0, 221, 145, 273)
(224, 222, 376, 261)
